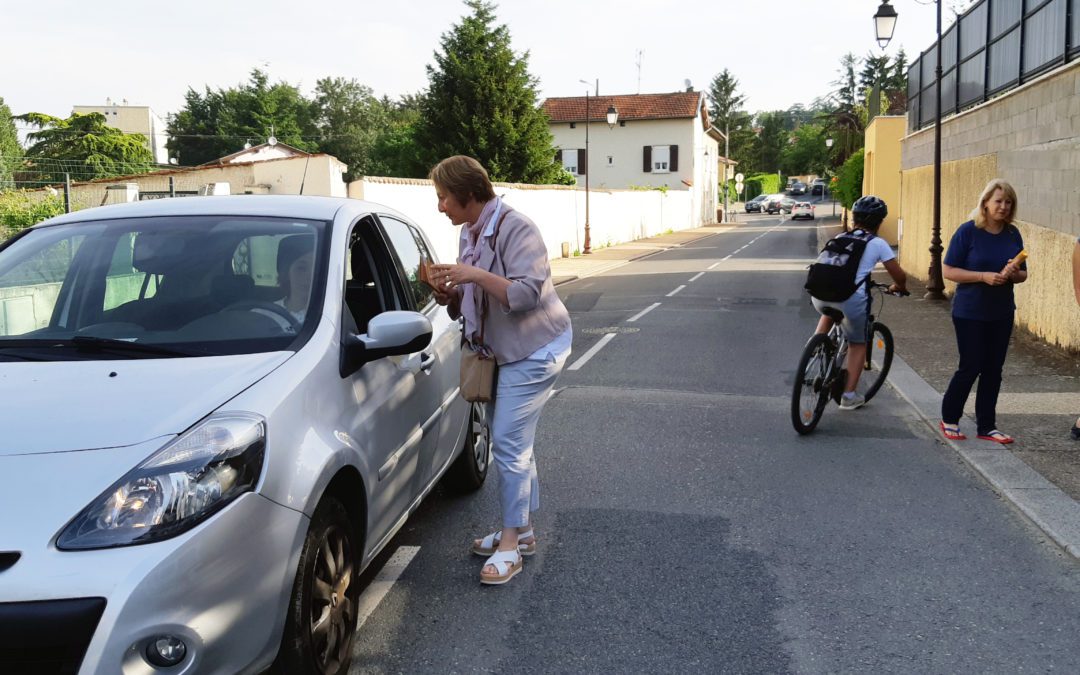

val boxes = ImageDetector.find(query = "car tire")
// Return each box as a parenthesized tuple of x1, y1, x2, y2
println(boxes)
(446, 401, 491, 492)
(274, 496, 361, 675)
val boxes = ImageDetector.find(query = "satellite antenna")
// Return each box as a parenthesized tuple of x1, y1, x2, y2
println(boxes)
(267, 125, 277, 146)
(684, 78, 692, 92)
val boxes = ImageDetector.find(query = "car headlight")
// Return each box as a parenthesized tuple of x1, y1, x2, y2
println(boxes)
(57, 413, 266, 550)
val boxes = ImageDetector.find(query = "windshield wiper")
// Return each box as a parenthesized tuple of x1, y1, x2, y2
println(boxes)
(69, 335, 204, 357)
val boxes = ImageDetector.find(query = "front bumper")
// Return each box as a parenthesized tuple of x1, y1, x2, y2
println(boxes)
(0, 493, 307, 675)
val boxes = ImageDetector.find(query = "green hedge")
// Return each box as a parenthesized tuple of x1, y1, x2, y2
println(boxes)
(0, 191, 65, 240)
(833, 149, 864, 210)
(743, 172, 782, 200)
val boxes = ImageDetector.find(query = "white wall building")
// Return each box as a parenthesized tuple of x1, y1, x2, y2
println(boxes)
(543, 91, 725, 225)
(73, 99, 169, 165)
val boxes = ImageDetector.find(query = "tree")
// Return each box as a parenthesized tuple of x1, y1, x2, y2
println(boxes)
(707, 69, 746, 135)
(755, 111, 789, 173)
(834, 148, 865, 210)
(16, 112, 154, 184)
(413, 0, 562, 183)
(168, 69, 317, 165)
(312, 78, 388, 181)
(781, 124, 829, 176)
(369, 95, 426, 178)
(0, 97, 21, 190)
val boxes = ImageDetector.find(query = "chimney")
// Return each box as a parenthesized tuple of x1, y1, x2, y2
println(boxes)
(106, 97, 113, 106)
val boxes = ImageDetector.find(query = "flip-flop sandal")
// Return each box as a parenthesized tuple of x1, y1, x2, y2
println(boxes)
(472, 529, 536, 557)
(977, 430, 1014, 444)
(480, 549, 522, 585)
(940, 421, 967, 440)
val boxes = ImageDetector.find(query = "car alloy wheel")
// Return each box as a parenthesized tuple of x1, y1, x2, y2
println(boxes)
(446, 401, 492, 491)
(470, 402, 491, 476)
(309, 523, 355, 673)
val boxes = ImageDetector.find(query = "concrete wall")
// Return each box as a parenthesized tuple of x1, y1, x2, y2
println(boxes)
(863, 116, 905, 245)
(348, 177, 693, 265)
(73, 104, 169, 164)
(900, 59, 1080, 350)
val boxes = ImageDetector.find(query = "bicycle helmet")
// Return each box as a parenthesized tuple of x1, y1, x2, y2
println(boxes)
(851, 195, 887, 228)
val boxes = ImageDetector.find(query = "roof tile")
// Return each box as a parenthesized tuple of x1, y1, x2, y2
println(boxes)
(542, 92, 702, 123)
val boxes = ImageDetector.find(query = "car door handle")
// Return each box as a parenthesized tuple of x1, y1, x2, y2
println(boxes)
(419, 351, 435, 372)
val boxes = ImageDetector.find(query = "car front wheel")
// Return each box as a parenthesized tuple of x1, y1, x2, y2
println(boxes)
(275, 496, 360, 675)
(446, 402, 491, 491)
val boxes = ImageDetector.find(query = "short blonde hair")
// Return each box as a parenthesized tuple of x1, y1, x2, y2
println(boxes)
(428, 155, 496, 206)
(971, 178, 1018, 229)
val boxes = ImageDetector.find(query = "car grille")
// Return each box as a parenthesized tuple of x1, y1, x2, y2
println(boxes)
(0, 597, 106, 675)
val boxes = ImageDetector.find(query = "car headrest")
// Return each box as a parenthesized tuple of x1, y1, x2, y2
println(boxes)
(132, 232, 190, 274)
(276, 234, 316, 284)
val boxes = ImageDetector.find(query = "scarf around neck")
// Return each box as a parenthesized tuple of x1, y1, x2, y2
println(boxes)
(460, 197, 502, 350)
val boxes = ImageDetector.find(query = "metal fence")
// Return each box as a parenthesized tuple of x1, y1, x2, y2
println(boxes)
(908, 0, 1080, 131)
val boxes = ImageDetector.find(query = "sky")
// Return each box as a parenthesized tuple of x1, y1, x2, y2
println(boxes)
(2, 0, 967, 136)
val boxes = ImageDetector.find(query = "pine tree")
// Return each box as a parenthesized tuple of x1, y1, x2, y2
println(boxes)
(16, 112, 154, 184)
(413, 0, 561, 183)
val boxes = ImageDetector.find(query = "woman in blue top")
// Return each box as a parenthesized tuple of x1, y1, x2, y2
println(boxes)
(940, 179, 1028, 443)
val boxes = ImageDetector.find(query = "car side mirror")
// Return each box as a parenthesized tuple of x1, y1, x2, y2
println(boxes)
(340, 311, 433, 377)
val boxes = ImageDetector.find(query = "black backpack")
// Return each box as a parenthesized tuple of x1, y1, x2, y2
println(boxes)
(804, 229, 876, 302)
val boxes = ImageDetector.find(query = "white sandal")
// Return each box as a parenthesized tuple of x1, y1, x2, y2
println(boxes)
(480, 549, 522, 585)
(471, 529, 536, 557)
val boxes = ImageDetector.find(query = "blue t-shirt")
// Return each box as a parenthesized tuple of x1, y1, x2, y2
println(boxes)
(943, 220, 1026, 321)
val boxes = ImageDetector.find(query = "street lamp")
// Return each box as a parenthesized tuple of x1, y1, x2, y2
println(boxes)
(606, 104, 618, 128)
(874, 0, 945, 300)
(825, 138, 835, 217)
(579, 79, 594, 254)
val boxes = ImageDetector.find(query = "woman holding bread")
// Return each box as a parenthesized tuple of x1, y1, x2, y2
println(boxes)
(939, 179, 1028, 444)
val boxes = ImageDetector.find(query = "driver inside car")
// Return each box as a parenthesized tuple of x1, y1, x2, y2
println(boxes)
(251, 234, 315, 332)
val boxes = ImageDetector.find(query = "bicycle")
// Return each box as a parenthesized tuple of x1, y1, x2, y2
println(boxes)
(791, 280, 909, 435)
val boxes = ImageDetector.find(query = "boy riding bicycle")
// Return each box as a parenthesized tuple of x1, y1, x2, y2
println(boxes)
(807, 196, 908, 410)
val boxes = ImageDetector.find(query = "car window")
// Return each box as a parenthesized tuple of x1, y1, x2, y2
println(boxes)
(378, 215, 434, 311)
(0, 216, 327, 357)
(0, 228, 91, 336)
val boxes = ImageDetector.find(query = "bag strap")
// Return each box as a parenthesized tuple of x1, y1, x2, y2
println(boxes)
(475, 210, 510, 348)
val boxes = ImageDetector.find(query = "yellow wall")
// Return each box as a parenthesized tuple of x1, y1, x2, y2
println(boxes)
(901, 155, 1080, 350)
(862, 116, 906, 245)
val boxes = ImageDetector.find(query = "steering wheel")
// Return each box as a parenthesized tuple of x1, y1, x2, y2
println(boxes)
(222, 301, 302, 332)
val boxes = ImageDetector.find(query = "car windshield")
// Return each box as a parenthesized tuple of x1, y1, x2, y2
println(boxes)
(0, 215, 328, 360)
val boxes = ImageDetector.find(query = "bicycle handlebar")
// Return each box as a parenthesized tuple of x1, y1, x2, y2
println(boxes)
(867, 280, 911, 297)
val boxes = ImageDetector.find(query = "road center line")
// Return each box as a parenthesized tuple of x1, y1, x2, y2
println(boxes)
(666, 285, 686, 297)
(568, 332, 617, 371)
(689, 272, 705, 282)
(627, 302, 661, 322)
(708, 261, 722, 269)
(356, 545, 420, 629)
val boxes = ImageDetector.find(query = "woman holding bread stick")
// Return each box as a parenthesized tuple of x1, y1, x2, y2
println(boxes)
(426, 155, 572, 585)
(940, 179, 1028, 444)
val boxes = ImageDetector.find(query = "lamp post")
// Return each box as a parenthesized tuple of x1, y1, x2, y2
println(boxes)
(578, 80, 593, 254)
(874, 0, 945, 300)
(825, 138, 835, 217)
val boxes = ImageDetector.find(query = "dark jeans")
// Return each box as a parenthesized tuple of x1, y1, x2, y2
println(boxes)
(941, 316, 1013, 435)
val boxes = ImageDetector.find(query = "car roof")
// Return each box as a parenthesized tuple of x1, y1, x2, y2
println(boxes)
(34, 195, 390, 229)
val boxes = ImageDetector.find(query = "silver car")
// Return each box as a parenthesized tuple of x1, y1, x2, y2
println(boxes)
(0, 196, 488, 674)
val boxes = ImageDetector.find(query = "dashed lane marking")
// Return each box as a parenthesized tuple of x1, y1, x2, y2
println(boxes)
(356, 546, 420, 630)
(666, 285, 686, 297)
(627, 302, 662, 323)
(568, 332, 617, 371)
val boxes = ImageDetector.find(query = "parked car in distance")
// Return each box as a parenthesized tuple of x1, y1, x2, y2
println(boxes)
(811, 179, 827, 196)
(789, 181, 807, 195)
(745, 194, 769, 212)
(764, 194, 794, 214)
(791, 201, 815, 220)
(0, 195, 490, 675)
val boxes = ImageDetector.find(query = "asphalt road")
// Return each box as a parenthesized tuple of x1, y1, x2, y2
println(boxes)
(349, 207, 1080, 674)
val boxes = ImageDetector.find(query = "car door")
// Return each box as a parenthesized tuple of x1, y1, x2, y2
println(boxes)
(339, 216, 432, 550)
(375, 214, 465, 489)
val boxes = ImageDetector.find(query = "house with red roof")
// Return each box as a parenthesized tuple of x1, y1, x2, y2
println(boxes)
(542, 90, 731, 224)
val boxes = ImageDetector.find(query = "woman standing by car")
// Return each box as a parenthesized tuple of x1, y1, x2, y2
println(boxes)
(940, 179, 1027, 444)
(428, 155, 572, 585)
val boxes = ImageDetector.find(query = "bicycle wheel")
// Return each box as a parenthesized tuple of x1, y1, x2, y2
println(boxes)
(854, 322, 894, 402)
(791, 334, 834, 435)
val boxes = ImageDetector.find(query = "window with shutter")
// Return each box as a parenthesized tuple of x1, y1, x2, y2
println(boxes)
(559, 149, 578, 175)
(643, 145, 652, 173)
(651, 145, 671, 173)
(669, 145, 679, 172)
(578, 148, 587, 175)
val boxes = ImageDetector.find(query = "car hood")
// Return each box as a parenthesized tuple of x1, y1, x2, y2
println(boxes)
(0, 352, 291, 456)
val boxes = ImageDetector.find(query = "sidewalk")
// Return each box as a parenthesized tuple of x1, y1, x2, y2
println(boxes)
(548, 218, 1080, 557)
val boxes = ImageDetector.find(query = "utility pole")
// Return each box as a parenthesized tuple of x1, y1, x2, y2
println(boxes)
(723, 121, 730, 223)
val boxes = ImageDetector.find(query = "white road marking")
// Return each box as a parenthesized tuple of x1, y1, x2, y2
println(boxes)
(627, 302, 662, 323)
(666, 285, 686, 297)
(568, 332, 617, 371)
(708, 261, 722, 269)
(689, 272, 705, 282)
(356, 546, 420, 629)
